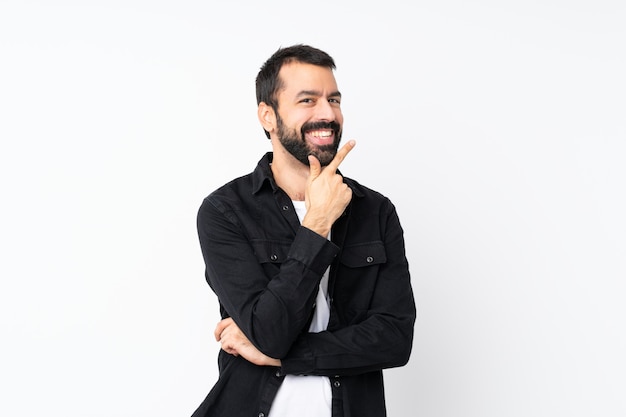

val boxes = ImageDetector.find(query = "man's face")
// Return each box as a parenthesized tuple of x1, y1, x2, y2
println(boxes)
(274, 62, 343, 166)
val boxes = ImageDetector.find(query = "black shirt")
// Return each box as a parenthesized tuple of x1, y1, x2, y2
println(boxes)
(191, 152, 416, 417)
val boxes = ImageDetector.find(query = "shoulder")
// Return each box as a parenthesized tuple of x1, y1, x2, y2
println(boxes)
(343, 176, 397, 215)
(200, 152, 273, 209)
(199, 173, 254, 214)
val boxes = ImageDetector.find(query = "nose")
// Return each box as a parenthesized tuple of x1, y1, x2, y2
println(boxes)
(315, 99, 337, 121)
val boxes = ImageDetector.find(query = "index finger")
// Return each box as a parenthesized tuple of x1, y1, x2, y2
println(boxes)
(326, 140, 356, 173)
(214, 317, 234, 341)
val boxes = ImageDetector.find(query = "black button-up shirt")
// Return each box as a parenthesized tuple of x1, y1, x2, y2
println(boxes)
(191, 153, 416, 417)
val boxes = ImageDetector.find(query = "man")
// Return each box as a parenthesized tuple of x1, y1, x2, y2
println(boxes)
(191, 44, 416, 417)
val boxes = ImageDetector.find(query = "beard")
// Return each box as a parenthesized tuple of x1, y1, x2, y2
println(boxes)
(276, 112, 342, 167)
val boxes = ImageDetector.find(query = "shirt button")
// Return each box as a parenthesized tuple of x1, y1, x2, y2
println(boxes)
(366, 256, 374, 263)
(282, 205, 289, 211)
(270, 254, 278, 261)
(333, 380, 341, 388)
(259, 413, 265, 417)
(275, 370, 281, 377)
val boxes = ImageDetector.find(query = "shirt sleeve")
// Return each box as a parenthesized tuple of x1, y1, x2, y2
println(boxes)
(279, 202, 416, 376)
(197, 196, 340, 359)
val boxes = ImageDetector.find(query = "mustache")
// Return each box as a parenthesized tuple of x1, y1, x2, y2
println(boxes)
(301, 121, 341, 136)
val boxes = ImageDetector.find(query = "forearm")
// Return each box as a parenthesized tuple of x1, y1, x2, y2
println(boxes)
(280, 303, 415, 376)
(199, 201, 339, 358)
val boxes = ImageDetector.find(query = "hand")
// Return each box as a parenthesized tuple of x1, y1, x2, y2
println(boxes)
(214, 318, 281, 367)
(303, 140, 356, 237)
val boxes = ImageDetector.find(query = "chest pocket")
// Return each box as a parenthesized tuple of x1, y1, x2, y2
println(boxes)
(250, 240, 291, 265)
(339, 241, 387, 268)
(332, 241, 387, 325)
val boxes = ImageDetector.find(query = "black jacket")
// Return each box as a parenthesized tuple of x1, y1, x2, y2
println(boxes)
(192, 152, 416, 417)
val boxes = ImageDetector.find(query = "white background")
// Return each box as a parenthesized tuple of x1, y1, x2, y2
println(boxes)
(1, 1, 625, 416)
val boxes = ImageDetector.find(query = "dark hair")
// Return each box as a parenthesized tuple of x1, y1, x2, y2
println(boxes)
(256, 44, 336, 139)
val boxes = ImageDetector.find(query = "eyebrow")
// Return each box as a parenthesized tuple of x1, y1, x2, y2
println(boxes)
(295, 90, 342, 99)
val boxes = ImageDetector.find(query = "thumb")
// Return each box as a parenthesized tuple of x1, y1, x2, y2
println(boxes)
(308, 154, 321, 178)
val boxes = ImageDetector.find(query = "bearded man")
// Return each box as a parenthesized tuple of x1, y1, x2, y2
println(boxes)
(191, 44, 416, 417)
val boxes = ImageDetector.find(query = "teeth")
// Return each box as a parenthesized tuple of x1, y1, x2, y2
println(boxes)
(310, 130, 332, 137)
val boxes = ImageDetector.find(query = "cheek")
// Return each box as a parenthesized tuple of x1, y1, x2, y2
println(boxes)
(334, 109, 344, 123)
(282, 114, 306, 131)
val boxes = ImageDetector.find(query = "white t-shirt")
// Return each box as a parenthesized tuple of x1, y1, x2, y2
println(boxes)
(269, 200, 332, 417)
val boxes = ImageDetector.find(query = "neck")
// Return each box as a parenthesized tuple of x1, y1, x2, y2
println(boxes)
(270, 147, 309, 201)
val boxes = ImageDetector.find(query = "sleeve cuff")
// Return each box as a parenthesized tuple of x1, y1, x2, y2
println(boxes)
(288, 226, 340, 276)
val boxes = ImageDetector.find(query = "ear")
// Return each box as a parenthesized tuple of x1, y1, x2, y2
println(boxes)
(258, 102, 276, 136)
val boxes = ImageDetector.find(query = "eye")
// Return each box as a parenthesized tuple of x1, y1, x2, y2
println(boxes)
(299, 98, 314, 103)
(329, 98, 341, 104)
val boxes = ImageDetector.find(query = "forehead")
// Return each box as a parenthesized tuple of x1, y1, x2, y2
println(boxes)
(277, 62, 339, 96)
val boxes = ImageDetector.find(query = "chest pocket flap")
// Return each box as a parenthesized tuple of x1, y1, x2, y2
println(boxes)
(250, 240, 291, 264)
(340, 241, 387, 268)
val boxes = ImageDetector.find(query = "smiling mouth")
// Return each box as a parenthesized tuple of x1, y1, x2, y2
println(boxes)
(301, 120, 341, 145)
(305, 129, 335, 145)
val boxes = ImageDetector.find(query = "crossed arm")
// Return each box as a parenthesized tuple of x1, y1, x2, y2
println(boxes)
(213, 142, 355, 367)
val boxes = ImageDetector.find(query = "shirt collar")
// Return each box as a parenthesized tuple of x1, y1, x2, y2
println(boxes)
(251, 152, 276, 195)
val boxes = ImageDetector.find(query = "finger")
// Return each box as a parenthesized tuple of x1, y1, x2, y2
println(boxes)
(308, 154, 321, 178)
(326, 140, 356, 173)
(222, 343, 237, 356)
(214, 317, 233, 341)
